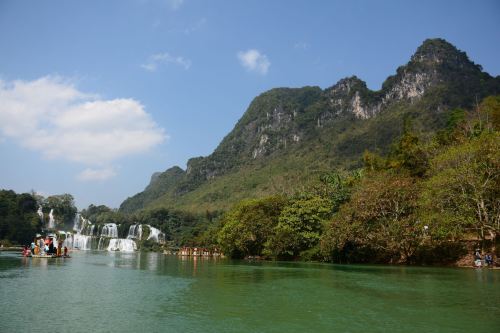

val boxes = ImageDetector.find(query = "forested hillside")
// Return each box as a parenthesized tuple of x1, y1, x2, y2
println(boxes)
(120, 38, 500, 213)
(212, 96, 500, 263)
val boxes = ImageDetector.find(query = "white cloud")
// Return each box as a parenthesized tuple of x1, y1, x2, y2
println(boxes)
(237, 49, 270, 75)
(0, 76, 167, 180)
(141, 52, 191, 72)
(294, 42, 309, 50)
(77, 167, 117, 181)
(168, 0, 184, 10)
(141, 63, 157, 72)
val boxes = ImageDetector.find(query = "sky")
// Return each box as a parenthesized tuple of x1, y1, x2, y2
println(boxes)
(0, 0, 499, 209)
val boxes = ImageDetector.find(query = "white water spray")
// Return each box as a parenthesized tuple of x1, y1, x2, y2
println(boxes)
(64, 233, 92, 250)
(108, 239, 137, 252)
(147, 225, 165, 243)
(101, 223, 118, 238)
(37, 206, 44, 224)
(127, 224, 142, 239)
(48, 209, 55, 229)
(72, 213, 82, 232)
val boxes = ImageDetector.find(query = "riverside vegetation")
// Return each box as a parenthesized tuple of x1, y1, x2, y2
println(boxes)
(213, 97, 499, 263)
(1, 39, 499, 264)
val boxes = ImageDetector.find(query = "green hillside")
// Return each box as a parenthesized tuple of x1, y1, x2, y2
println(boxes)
(120, 38, 500, 213)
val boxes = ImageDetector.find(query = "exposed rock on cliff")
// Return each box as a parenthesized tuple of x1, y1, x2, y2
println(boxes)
(120, 38, 500, 213)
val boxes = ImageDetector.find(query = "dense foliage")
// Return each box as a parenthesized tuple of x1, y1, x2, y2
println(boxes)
(207, 96, 499, 263)
(0, 190, 40, 246)
(218, 196, 287, 258)
(0, 191, 79, 245)
(41, 194, 77, 229)
(215, 171, 359, 260)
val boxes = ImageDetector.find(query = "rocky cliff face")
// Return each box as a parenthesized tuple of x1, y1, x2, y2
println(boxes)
(183, 39, 491, 178)
(120, 38, 500, 213)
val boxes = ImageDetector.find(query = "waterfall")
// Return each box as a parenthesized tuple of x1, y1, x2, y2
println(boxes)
(107, 239, 137, 252)
(97, 237, 110, 250)
(74, 234, 92, 250)
(56, 220, 143, 252)
(127, 224, 142, 239)
(62, 234, 72, 248)
(72, 213, 82, 232)
(101, 223, 118, 238)
(48, 209, 55, 229)
(147, 225, 165, 244)
(63, 213, 94, 250)
(37, 206, 44, 224)
(81, 221, 93, 236)
(126, 224, 164, 243)
(63, 233, 92, 250)
(80, 217, 93, 235)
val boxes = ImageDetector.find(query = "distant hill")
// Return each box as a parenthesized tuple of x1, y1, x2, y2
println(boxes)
(120, 38, 500, 213)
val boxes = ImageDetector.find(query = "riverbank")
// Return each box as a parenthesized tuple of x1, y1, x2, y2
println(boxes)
(3, 241, 497, 269)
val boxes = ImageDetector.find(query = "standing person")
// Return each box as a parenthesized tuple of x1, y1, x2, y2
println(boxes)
(34, 244, 40, 255)
(56, 243, 62, 257)
(30, 240, 36, 255)
(474, 248, 482, 268)
(38, 238, 44, 253)
(48, 239, 54, 254)
(63, 246, 68, 257)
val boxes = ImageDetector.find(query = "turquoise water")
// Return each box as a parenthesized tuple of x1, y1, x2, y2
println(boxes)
(0, 251, 498, 333)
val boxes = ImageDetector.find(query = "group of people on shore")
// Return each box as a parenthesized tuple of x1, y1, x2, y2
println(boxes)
(474, 249, 495, 268)
(22, 237, 69, 257)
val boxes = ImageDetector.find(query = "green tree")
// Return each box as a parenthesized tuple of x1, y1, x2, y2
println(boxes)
(314, 171, 361, 213)
(81, 204, 112, 221)
(388, 129, 429, 177)
(420, 132, 499, 245)
(266, 195, 332, 259)
(0, 190, 41, 245)
(322, 172, 422, 263)
(43, 194, 77, 229)
(217, 196, 286, 258)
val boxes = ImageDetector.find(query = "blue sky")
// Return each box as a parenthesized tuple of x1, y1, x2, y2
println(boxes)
(0, 0, 499, 209)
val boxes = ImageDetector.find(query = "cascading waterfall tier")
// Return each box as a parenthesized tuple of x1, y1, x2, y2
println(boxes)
(48, 209, 55, 229)
(37, 206, 44, 224)
(147, 225, 165, 243)
(63, 233, 92, 250)
(127, 224, 143, 239)
(57, 215, 166, 252)
(63, 213, 95, 250)
(107, 239, 137, 252)
(101, 223, 118, 238)
(127, 224, 165, 244)
(72, 213, 82, 232)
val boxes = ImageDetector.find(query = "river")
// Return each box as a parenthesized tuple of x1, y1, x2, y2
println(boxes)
(0, 251, 498, 332)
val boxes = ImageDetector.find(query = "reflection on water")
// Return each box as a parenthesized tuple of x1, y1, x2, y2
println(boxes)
(0, 251, 499, 333)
